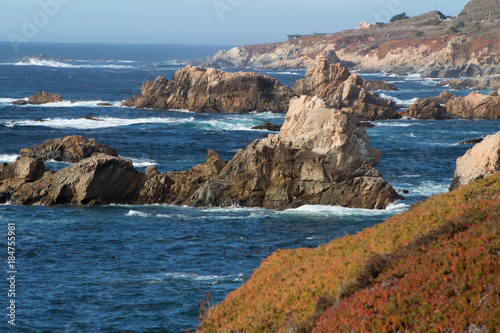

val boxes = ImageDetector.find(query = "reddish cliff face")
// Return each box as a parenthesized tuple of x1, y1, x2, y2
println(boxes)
(208, 8, 500, 81)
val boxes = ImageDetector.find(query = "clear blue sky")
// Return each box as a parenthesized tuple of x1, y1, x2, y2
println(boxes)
(1, 0, 470, 45)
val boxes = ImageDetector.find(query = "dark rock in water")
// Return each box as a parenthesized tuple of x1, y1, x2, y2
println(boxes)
(293, 59, 400, 120)
(97, 102, 113, 106)
(122, 65, 295, 113)
(19, 135, 118, 163)
(458, 138, 484, 145)
(11, 100, 28, 105)
(398, 189, 410, 194)
(11, 91, 63, 105)
(357, 121, 376, 128)
(83, 115, 103, 121)
(251, 122, 282, 131)
(400, 99, 449, 119)
(362, 80, 398, 91)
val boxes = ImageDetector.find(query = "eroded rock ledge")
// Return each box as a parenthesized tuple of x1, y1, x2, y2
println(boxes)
(122, 65, 295, 113)
(0, 97, 402, 209)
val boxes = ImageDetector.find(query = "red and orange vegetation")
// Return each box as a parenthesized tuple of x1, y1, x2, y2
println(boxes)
(198, 173, 500, 332)
(314, 203, 500, 332)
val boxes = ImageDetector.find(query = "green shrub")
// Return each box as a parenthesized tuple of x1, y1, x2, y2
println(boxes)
(390, 12, 409, 22)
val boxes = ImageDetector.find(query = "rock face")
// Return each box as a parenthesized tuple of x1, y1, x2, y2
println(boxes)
(450, 131, 500, 191)
(293, 59, 400, 120)
(187, 96, 402, 209)
(400, 99, 449, 119)
(445, 92, 500, 119)
(436, 76, 500, 91)
(19, 135, 118, 163)
(122, 65, 295, 113)
(11, 91, 63, 105)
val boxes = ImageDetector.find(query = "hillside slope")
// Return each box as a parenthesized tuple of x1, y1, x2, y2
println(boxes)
(198, 173, 500, 332)
(204, 1, 500, 80)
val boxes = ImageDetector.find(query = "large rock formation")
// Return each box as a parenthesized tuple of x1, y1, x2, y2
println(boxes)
(187, 96, 402, 209)
(122, 65, 295, 113)
(400, 99, 449, 119)
(19, 135, 118, 163)
(11, 91, 63, 105)
(293, 59, 400, 120)
(445, 91, 500, 119)
(1, 99, 402, 209)
(450, 131, 500, 191)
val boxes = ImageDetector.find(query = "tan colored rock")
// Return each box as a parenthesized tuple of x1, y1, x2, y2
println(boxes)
(357, 21, 373, 30)
(450, 131, 500, 190)
(400, 99, 449, 119)
(188, 96, 402, 209)
(363, 80, 398, 91)
(446, 91, 500, 119)
(122, 66, 295, 113)
(20, 135, 118, 163)
(11, 91, 63, 105)
(293, 60, 400, 120)
(0, 157, 45, 182)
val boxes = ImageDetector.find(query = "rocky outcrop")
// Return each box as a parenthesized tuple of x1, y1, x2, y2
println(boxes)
(251, 122, 282, 131)
(363, 80, 398, 91)
(122, 65, 295, 113)
(436, 75, 500, 91)
(450, 131, 500, 190)
(445, 91, 500, 119)
(187, 96, 402, 209)
(420, 63, 483, 79)
(11, 91, 63, 105)
(293, 60, 400, 120)
(422, 91, 456, 105)
(400, 99, 449, 119)
(19, 135, 118, 163)
(1, 98, 402, 210)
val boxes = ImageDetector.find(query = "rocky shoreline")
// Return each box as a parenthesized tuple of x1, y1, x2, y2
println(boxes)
(0, 95, 403, 209)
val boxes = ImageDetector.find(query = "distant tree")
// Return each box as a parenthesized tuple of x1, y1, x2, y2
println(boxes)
(449, 26, 459, 33)
(390, 12, 410, 22)
(414, 31, 424, 36)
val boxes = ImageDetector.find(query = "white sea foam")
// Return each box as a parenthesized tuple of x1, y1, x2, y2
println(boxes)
(126, 210, 151, 217)
(282, 202, 408, 217)
(124, 157, 158, 168)
(150, 272, 246, 283)
(411, 181, 450, 197)
(3, 116, 195, 130)
(0, 154, 18, 163)
(4, 58, 136, 69)
(6, 99, 123, 108)
(379, 93, 418, 105)
(371, 121, 413, 127)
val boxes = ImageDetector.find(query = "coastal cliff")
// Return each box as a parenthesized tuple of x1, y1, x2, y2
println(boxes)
(204, 1, 500, 86)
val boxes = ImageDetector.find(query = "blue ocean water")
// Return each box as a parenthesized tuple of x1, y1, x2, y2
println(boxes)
(0, 42, 499, 332)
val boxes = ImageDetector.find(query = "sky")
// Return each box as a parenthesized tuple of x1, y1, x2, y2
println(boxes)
(0, 0, 470, 46)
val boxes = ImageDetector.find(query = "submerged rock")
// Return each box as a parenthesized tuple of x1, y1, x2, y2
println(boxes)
(19, 135, 118, 163)
(122, 65, 295, 113)
(188, 96, 402, 209)
(293, 59, 400, 120)
(450, 131, 500, 191)
(11, 91, 63, 105)
(458, 138, 484, 145)
(251, 122, 282, 132)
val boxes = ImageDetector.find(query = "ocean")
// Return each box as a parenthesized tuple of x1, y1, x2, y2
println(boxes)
(1, 42, 499, 332)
